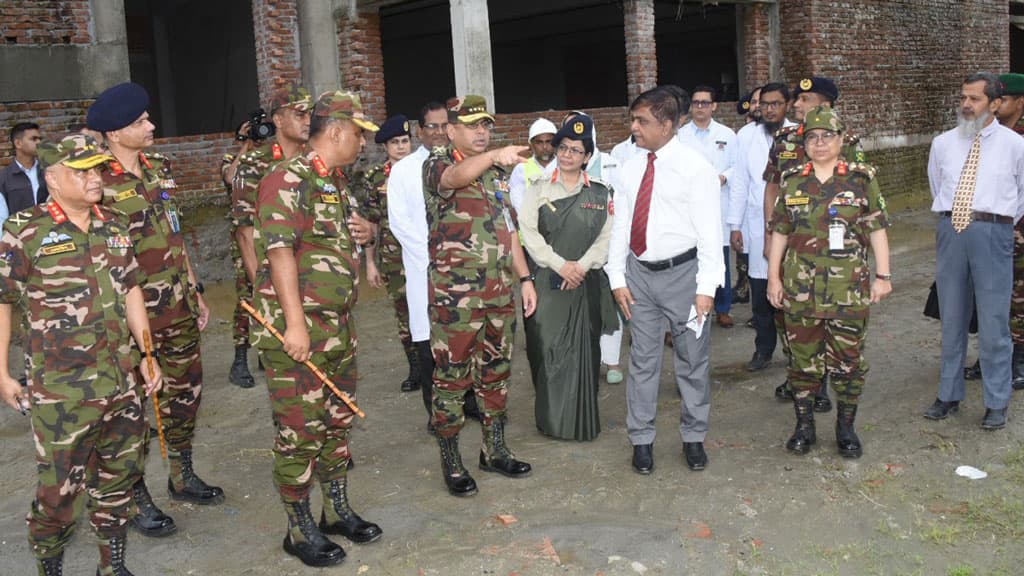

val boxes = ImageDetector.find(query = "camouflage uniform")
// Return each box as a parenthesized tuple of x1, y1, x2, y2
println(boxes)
(252, 150, 361, 502)
(0, 201, 145, 562)
(1009, 120, 1024, 346)
(771, 159, 889, 403)
(99, 152, 210, 490)
(223, 151, 250, 349)
(422, 145, 518, 435)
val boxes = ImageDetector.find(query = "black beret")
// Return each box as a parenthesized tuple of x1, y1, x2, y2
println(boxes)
(737, 91, 752, 115)
(793, 76, 839, 102)
(374, 114, 411, 144)
(87, 82, 150, 133)
(552, 114, 594, 154)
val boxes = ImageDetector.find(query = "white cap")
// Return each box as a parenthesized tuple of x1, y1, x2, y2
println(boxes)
(528, 118, 557, 141)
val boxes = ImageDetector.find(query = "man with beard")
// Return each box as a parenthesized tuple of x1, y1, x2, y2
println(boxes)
(728, 83, 795, 373)
(924, 72, 1024, 430)
(508, 118, 556, 212)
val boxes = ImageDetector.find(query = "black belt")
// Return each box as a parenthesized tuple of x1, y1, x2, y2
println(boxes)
(939, 210, 1013, 225)
(636, 248, 698, 271)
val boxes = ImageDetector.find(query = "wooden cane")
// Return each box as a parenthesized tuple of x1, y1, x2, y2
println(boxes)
(240, 300, 365, 418)
(142, 330, 168, 460)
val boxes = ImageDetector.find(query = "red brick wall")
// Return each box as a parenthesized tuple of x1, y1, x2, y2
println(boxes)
(338, 11, 388, 123)
(0, 100, 93, 167)
(742, 3, 771, 88)
(623, 0, 657, 104)
(150, 133, 238, 204)
(251, 0, 302, 108)
(489, 108, 633, 154)
(0, 1, 91, 45)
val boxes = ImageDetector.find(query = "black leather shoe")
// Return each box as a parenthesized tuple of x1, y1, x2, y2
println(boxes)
(631, 444, 653, 474)
(478, 450, 532, 478)
(775, 380, 793, 401)
(747, 352, 771, 372)
(923, 398, 960, 420)
(683, 442, 707, 471)
(981, 407, 1008, 430)
(963, 359, 982, 380)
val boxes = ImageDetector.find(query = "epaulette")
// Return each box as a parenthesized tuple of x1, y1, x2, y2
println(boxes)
(588, 176, 613, 191)
(843, 132, 861, 146)
(239, 145, 270, 164)
(780, 164, 805, 180)
(846, 162, 877, 180)
(774, 125, 800, 140)
(363, 164, 385, 179)
(3, 206, 40, 232)
(143, 151, 169, 163)
(430, 145, 448, 157)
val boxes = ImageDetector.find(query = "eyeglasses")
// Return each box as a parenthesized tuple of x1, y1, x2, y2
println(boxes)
(691, 100, 714, 108)
(804, 131, 839, 145)
(462, 120, 494, 132)
(421, 123, 449, 131)
(760, 100, 786, 110)
(556, 144, 586, 157)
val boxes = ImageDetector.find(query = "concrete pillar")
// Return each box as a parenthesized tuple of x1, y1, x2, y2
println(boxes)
(449, 0, 495, 110)
(298, 0, 342, 96)
(623, 0, 657, 104)
(81, 0, 130, 94)
(767, 1, 782, 81)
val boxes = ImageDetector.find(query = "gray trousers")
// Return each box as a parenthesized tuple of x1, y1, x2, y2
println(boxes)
(936, 215, 1013, 409)
(625, 255, 711, 445)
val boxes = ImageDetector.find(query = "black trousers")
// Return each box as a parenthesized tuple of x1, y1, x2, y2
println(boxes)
(749, 278, 778, 358)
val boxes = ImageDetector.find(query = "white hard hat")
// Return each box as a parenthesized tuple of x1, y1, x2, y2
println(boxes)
(528, 118, 557, 141)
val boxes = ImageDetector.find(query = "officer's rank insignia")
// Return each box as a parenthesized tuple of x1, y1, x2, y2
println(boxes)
(106, 235, 132, 249)
(785, 196, 810, 206)
(321, 194, 340, 204)
(114, 189, 138, 202)
(800, 78, 813, 90)
(573, 122, 585, 135)
(8, 213, 28, 226)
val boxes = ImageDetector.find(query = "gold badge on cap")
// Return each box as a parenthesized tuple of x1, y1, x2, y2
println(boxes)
(403, 121, 409, 132)
(573, 122, 584, 135)
(742, 101, 750, 110)
(800, 78, 813, 90)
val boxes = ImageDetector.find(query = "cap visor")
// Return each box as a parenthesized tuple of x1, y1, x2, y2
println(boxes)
(458, 112, 495, 124)
(64, 153, 113, 170)
(353, 118, 379, 132)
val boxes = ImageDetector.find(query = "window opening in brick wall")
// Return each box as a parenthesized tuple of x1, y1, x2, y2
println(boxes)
(655, 1, 738, 101)
(1012, 1, 1023, 72)
(380, 0, 457, 120)
(126, 0, 259, 138)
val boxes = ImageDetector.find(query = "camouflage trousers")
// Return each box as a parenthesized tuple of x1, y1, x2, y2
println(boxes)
(380, 252, 411, 349)
(429, 303, 515, 437)
(261, 348, 356, 503)
(139, 317, 203, 459)
(1011, 220, 1024, 344)
(27, 385, 145, 559)
(230, 234, 252, 347)
(785, 314, 869, 404)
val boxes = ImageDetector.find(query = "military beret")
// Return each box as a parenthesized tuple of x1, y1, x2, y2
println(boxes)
(87, 82, 150, 133)
(374, 114, 411, 144)
(1000, 73, 1024, 96)
(38, 134, 111, 170)
(552, 114, 594, 155)
(313, 91, 379, 132)
(737, 91, 753, 115)
(794, 76, 839, 102)
(446, 95, 494, 124)
(802, 105, 844, 133)
(269, 83, 312, 113)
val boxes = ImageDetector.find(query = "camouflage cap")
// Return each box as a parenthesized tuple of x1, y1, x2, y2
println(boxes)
(37, 134, 112, 170)
(802, 105, 844, 133)
(999, 73, 1024, 96)
(269, 83, 313, 113)
(313, 90, 379, 132)
(446, 95, 494, 124)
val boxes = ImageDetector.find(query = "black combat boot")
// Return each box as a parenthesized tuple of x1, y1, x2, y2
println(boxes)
(400, 343, 420, 392)
(168, 449, 225, 505)
(229, 345, 255, 388)
(835, 402, 863, 458)
(318, 476, 383, 543)
(130, 478, 176, 537)
(36, 553, 63, 576)
(1013, 345, 1024, 391)
(96, 533, 134, 576)
(437, 433, 477, 497)
(786, 397, 816, 455)
(813, 376, 832, 413)
(283, 498, 345, 567)
(775, 379, 793, 401)
(479, 418, 532, 478)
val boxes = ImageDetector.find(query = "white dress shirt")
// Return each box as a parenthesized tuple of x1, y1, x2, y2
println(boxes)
(605, 137, 724, 297)
(386, 145, 431, 342)
(928, 120, 1024, 221)
(16, 159, 40, 198)
(678, 119, 736, 245)
(728, 120, 795, 279)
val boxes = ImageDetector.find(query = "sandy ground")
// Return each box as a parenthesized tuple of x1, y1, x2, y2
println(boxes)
(1, 207, 1022, 576)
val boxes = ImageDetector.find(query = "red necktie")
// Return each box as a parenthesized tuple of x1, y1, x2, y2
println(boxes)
(630, 152, 657, 257)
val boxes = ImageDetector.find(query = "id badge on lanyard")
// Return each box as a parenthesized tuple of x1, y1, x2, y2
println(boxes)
(828, 207, 844, 251)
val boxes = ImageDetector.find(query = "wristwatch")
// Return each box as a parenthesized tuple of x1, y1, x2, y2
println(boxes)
(875, 273, 891, 281)
(519, 274, 534, 283)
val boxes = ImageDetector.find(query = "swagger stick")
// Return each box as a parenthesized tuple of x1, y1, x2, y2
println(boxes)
(240, 300, 365, 418)
(143, 330, 168, 460)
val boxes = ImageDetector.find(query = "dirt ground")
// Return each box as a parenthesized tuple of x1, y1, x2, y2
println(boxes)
(1, 207, 1022, 576)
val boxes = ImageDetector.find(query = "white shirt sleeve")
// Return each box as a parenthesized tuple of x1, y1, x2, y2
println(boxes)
(509, 163, 526, 214)
(727, 129, 748, 231)
(605, 158, 636, 290)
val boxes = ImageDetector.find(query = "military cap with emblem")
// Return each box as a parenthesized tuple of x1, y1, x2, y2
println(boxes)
(794, 76, 839, 102)
(313, 90, 379, 132)
(446, 95, 495, 124)
(552, 113, 595, 156)
(86, 82, 150, 133)
(269, 83, 313, 113)
(803, 106, 844, 133)
(737, 90, 753, 115)
(374, 114, 411, 144)
(37, 134, 112, 170)
(1000, 73, 1024, 96)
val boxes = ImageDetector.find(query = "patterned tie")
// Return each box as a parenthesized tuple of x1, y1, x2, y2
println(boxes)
(630, 152, 657, 257)
(951, 134, 981, 233)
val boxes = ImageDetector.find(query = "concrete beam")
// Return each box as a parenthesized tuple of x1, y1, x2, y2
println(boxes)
(299, 0, 343, 96)
(449, 0, 495, 110)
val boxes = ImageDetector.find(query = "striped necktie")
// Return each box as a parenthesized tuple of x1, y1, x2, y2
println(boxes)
(630, 152, 657, 257)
